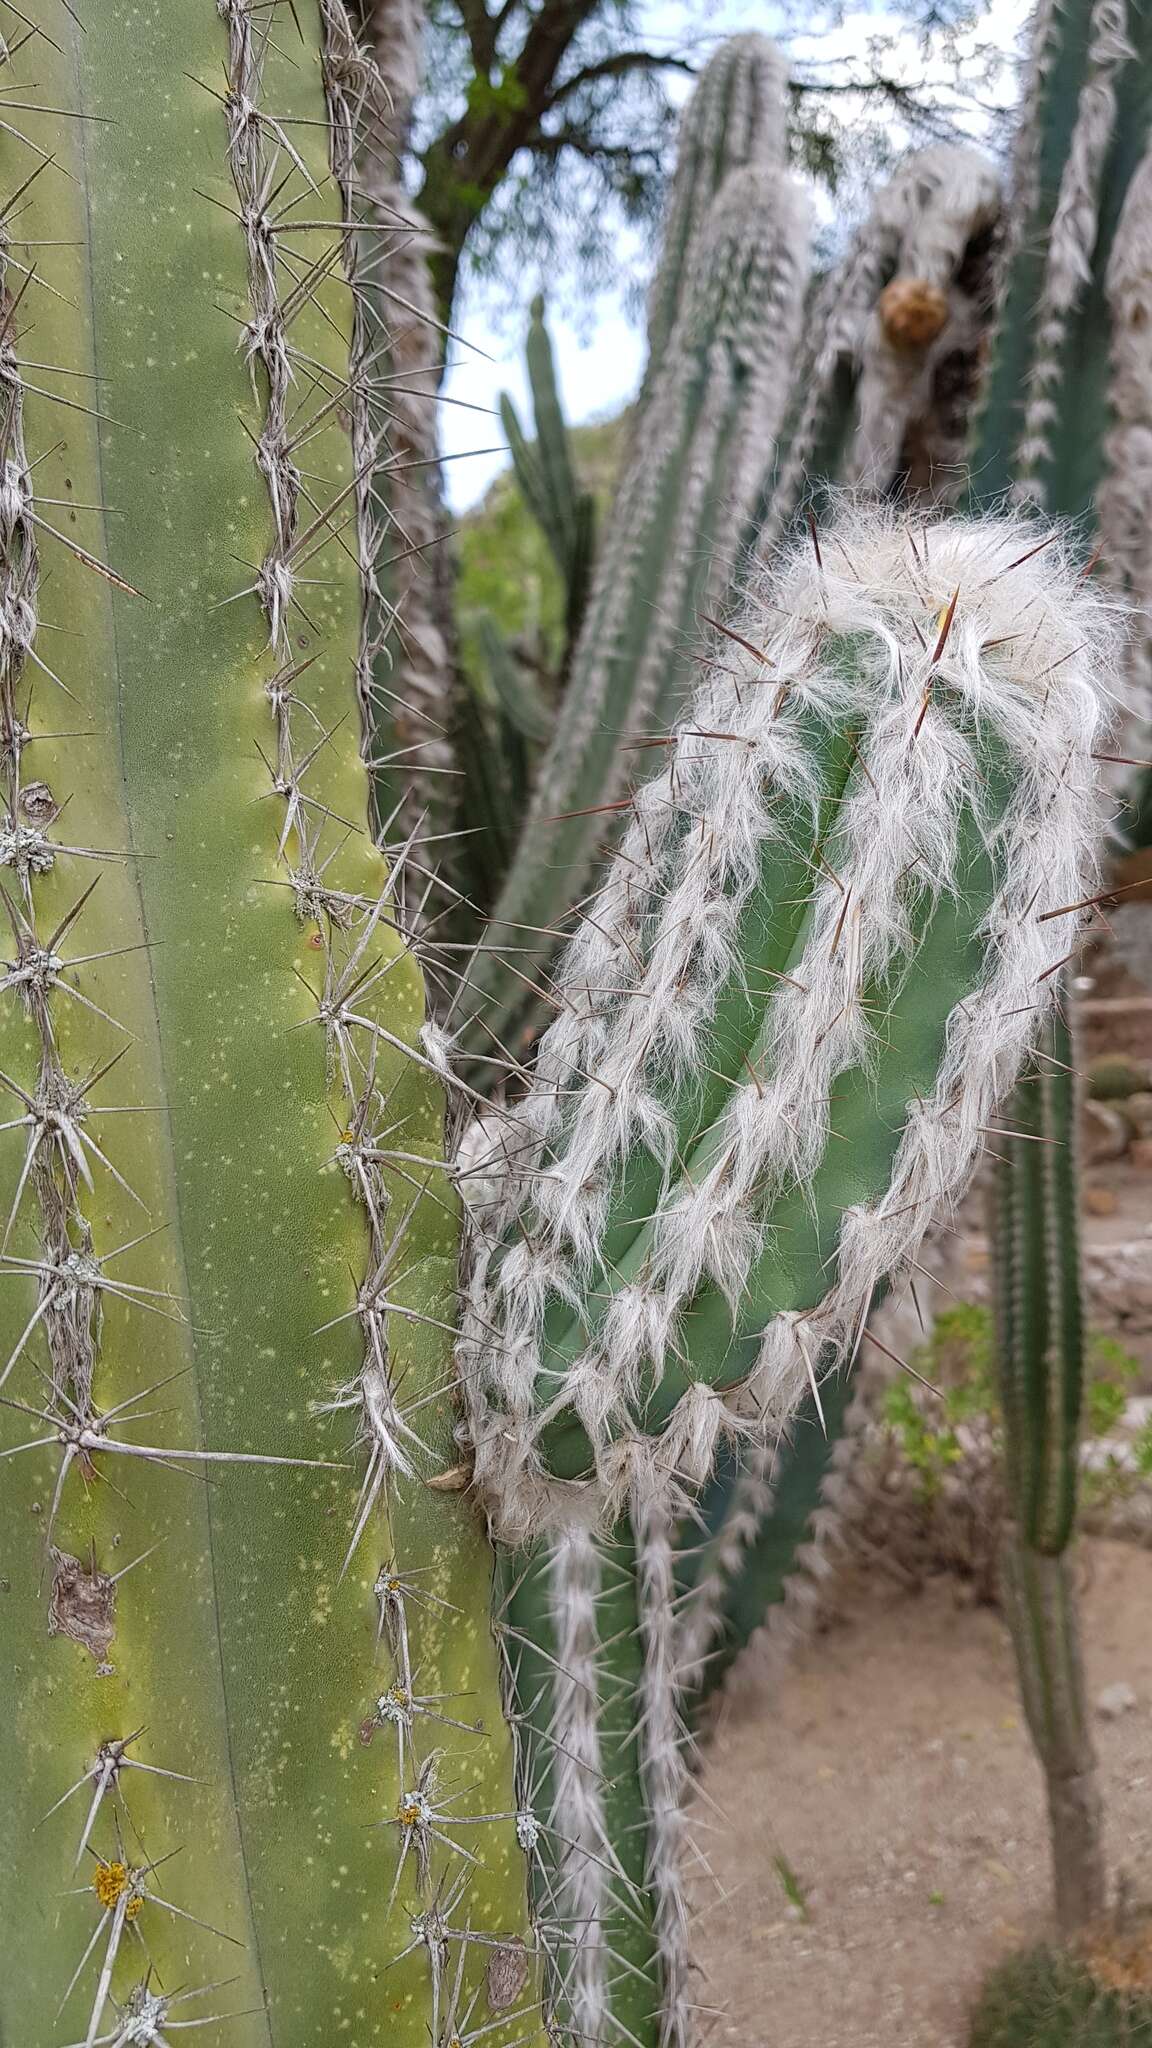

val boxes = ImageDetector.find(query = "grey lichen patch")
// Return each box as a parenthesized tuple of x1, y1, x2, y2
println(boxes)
(48, 1546, 116, 1671)
(486, 1938, 529, 2012)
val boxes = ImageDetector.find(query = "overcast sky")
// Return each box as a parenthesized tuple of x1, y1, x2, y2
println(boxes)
(437, 0, 1031, 511)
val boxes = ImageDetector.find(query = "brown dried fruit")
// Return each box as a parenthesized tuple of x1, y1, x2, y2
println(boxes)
(878, 277, 950, 349)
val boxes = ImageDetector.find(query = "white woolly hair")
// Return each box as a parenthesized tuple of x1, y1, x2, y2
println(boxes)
(765, 144, 1001, 548)
(458, 502, 1121, 1543)
(850, 143, 1002, 491)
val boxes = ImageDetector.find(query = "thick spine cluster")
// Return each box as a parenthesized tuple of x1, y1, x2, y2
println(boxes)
(0, 7, 538, 2045)
(758, 143, 1002, 555)
(992, 1008, 1107, 1934)
(460, 156, 812, 1061)
(458, 504, 1116, 1547)
(642, 34, 790, 389)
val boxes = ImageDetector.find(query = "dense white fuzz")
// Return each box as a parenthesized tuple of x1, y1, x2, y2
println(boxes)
(764, 145, 1001, 548)
(548, 1525, 610, 2042)
(634, 1495, 694, 2048)
(459, 504, 1118, 1542)
(850, 146, 1002, 492)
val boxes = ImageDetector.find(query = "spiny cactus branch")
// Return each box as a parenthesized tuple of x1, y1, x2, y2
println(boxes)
(0, 6, 540, 2042)
(460, 505, 1117, 1546)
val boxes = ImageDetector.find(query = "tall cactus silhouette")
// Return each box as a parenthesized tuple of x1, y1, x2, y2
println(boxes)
(499, 297, 597, 673)
(969, 0, 1152, 840)
(963, 0, 1152, 1944)
(992, 1012, 1107, 1935)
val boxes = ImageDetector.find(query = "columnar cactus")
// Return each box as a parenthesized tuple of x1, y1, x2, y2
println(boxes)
(459, 505, 1115, 1540)
(970, 0, 1152, 515)
(992, 1010, 1107, 1934)
(0, 9, 538, 2044)
(454, 503, 1117, 2043)
(499, 298, 597, 673)
(458, 156, 812, 1062)
(757, 141, 1002, 556)
(642, 34, 791, 390)
(968, 0, 1152, 843)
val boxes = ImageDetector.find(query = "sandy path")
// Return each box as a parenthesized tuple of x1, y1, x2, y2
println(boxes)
(692, 1539, 1152, 2045)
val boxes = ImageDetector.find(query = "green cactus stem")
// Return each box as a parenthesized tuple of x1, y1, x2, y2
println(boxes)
(458, 156, 812, 1065)
(499, 298, 597, 672)
(675, 1373, 860, 1714)
(992, 1007, 1107, 1934)
(0, 7, 540, 2045)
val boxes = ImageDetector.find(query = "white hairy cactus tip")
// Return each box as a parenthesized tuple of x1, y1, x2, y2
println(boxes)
(459, 502, 1122, 1545)
(851, 143, 1002, 492)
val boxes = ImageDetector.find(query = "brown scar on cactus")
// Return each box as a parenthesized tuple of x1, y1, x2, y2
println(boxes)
(47, 1546, 116, 1669)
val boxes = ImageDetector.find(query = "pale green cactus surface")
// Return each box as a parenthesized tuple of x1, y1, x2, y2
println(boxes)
(0, 7, 540, 2047)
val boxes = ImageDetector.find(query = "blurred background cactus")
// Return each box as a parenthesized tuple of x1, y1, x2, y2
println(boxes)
(990, 1013, 1107, 1935)
(970, 1937, 1152, 2045)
